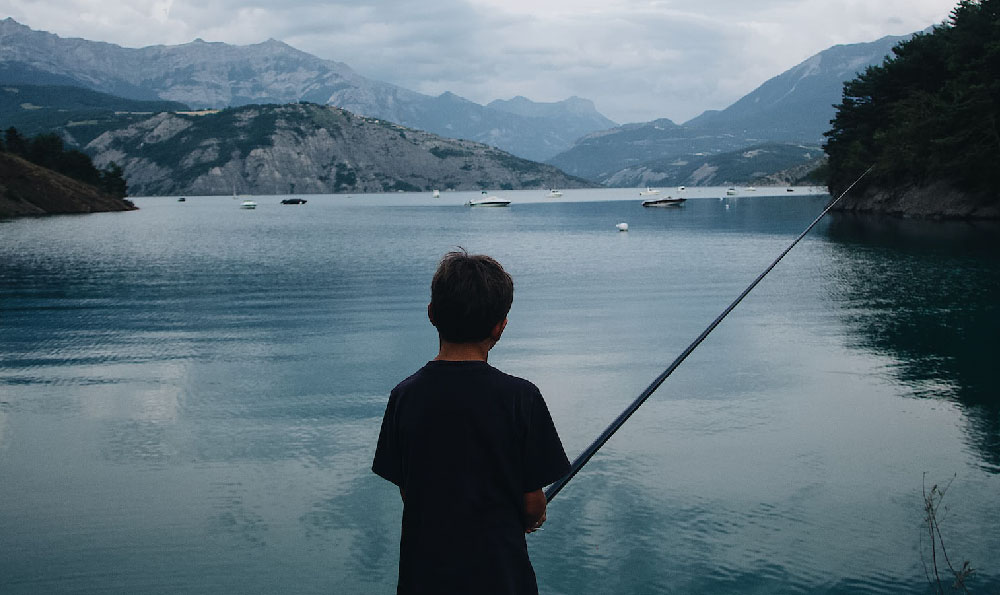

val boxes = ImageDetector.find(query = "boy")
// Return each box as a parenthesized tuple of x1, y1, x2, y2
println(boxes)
(373, 249, 571, 594)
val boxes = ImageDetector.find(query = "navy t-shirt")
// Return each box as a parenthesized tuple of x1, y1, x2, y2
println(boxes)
(372, 360, 571, 595)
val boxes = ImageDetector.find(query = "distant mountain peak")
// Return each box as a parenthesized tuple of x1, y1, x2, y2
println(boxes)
(253, 37, 295, 51)
(0, 18, 620, 161)
(487, 95, 616, 128)
(0, 17, 29, 30)
(681, 31, 916, 140)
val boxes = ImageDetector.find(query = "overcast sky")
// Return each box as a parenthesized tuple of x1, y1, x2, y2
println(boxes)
(2, 0, 959, 123)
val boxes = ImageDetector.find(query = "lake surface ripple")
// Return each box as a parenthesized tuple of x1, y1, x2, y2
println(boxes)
(1, 189, 998, 594)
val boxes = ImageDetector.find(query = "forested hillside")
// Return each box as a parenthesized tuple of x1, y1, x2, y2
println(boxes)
(84, 103, 595, 196)
(0, 84, 189, 142)
(0, 131, 135, 218)
(824, 0, 1000, 217)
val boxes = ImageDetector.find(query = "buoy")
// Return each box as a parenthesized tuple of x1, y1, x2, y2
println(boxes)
(616, 222, 629, 232)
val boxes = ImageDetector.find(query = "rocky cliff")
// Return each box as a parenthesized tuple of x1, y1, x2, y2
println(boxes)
(0, 152, 136, 217)
(84, 103, 594, 196)
(832, 183, 1000, 219)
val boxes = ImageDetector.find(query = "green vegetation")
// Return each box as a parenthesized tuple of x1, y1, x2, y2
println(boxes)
(112, 105, 280, 189)
(1, 127, 127, 197)
(488, 150, 545, 174)
(0, 84, 188, 143)
(824, 0, 1000, 198)
(333, 163, 358, 192)
(429, 146, 471, 159)
(386, 179, 421, 192)
(608, 142, 823, 186)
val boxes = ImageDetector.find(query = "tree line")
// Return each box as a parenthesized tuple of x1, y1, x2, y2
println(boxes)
(824, 0, 1000, 197)
(0, 127, 127, 197)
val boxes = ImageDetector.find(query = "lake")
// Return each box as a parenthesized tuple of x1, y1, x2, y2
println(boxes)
(1, 188, 998, 594)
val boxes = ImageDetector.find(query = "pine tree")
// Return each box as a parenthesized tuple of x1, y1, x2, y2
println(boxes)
(824, 0, 1000, 199)
(5, 127, 27, 156)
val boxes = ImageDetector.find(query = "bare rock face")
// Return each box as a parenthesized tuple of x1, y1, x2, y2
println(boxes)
(832, 182, 1000, 220)
(85, 103, 594, 196)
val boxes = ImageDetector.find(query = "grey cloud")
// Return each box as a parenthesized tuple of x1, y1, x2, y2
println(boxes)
(1, 0, 958, 123)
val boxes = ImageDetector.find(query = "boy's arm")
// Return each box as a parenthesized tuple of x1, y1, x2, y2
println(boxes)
(523, 489, 547, 533)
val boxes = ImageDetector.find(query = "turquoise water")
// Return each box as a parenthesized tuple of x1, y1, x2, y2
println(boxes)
(1, 189, 998, 594)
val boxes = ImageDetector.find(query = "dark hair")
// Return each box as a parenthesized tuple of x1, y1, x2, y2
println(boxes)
(430, 249, 514, 343)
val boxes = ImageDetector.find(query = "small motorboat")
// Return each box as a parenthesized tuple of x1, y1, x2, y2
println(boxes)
(726, 188, 737, 196)
(281, 198, 307, 205)
(468, 192, 511, 207)
(787, 187, 795, 192)
(616, 222, 629, 232)
(639, 187, 660, 196)
(240, 200, 257, 209)
(177, 197, 186, 202)
(745, 186, 757, 191)
(432, 189, 441, 198)
(547, 189, 563, 198)
(677, 186, 686, 191)
(642, 197, 686, 207)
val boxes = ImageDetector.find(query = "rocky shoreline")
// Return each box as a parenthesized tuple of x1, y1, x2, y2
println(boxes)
(830, 181, 1000, 219)
(0, 153, 136, 218)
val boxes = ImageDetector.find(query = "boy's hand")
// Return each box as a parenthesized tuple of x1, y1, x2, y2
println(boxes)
(525, 509, 546, 534)
(523, 489, 547, 533)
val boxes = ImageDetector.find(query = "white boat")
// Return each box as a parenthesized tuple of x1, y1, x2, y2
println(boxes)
(467, 192, 510, 207)
(616, 222, 629, 232)
(547, 189, 563, 198)
(745, 186, 756, 191)
(432, 189, 441, 198)
(240, 200, 257, 209)
(639, 187, 660, 196)
(642, 196, 686, 207)
(677, 186, 686, 191)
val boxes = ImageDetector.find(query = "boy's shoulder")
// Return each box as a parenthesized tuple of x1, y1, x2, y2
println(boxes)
(392, 360, 539, 395)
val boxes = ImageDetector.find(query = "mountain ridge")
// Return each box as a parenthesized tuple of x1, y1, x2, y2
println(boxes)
(83, 102, 596, 196)
(547, 32, 917, 183)
(0, 18, 614, 161)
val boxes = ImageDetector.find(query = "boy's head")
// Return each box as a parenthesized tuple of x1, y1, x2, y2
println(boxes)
(429, 249, 514, 343)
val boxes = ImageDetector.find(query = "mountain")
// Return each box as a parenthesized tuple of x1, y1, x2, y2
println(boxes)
(601, 142, 824, 188)
(0, 151, 136, 217)
(0, 84, 189, 141)
(547, 32, 916, 183)
(83, 103, 595, 196)
(684, 33, 915, 141)
(0, 18, 614, 161)
(825, 4, 1000, 219)
(546, 118, 753, 181)
(488, 96, 617, 144)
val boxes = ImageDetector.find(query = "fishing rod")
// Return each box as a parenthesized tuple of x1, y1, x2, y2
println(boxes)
(544, 166, 874, 503)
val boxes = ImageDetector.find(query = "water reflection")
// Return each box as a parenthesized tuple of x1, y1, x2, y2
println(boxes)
(825, 214, 1000, 471)
(3, 198, 998, 594)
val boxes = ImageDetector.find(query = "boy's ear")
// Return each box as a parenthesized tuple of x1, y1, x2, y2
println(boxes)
(491, 318, 508, 341)
(427, 303, 436, 327)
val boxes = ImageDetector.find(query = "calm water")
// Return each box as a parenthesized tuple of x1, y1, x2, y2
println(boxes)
(1, 189, 998, 594)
